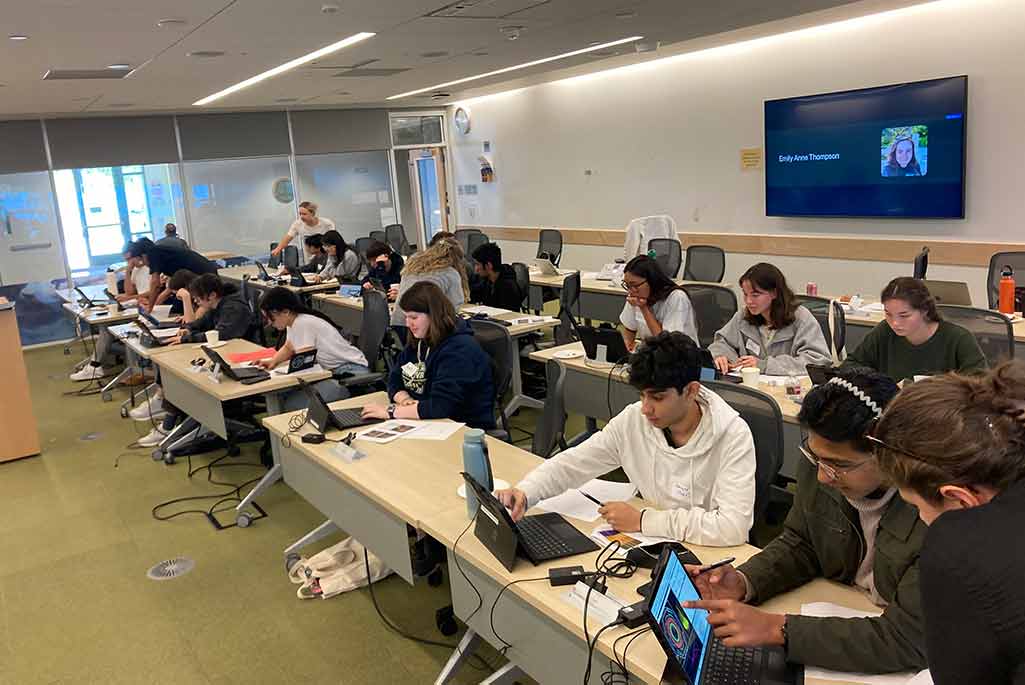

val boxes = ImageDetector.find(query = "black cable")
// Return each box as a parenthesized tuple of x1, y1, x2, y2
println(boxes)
(488, 576, 550, 654)
(451, 517, 482, 625)
(603, 627, 651, 685)
(583, 620, 623, 685)
(151, 475, 262, 521)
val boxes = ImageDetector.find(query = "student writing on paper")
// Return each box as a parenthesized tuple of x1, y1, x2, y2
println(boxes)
(360, 240, 404, 296)
(496, 332, 756, 546)
(315, 230, 362, 283)
(709, 262, 830, 375)
(271, 201, 335, 260)
(843, 277, 985, 381)
(470, 242, 523, 312)
(683, 368, 927, 674)
(873, 362, 1025, 685)
(618, 255, 698, 352)
(362, 281, 495, 429)
(257, 288, 368, 411)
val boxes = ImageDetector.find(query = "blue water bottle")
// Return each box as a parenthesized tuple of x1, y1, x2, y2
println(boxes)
(462, 429, 494, 519)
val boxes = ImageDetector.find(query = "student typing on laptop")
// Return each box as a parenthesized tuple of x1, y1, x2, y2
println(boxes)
(496, 331, 756, 546)
(683, 368, 928, 674)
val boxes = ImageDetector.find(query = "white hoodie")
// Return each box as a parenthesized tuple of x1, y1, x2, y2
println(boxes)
(517, 387, 756, 546)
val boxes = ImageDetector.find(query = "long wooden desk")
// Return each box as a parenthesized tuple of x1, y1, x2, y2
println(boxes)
(842, 306, 1025, 357)
(151, 338, 330, 525)
(530, 342, 807, 480)
(264, 394, 877, 685)
(218, 264, 343, 296)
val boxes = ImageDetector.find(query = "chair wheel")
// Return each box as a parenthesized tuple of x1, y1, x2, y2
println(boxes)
(163, 453, 176, 465)
(236, 512, 252, 528)
(64, 347, 71, 355)
(120, 406, 129, 418)
(285, 553, 302, 573)
(227, 445, 240, 457)
(102, 391, 113, 402)
(151, 449, 164, 462)
(435, 606, 458, 636)
(427, 568, 443, 587)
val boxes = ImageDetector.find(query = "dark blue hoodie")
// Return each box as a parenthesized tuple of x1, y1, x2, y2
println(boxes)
(387, 319, 496, 430)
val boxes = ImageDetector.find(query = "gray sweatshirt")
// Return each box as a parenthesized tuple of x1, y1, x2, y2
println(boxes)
(319, 249, 363, 282)
(391, 266, 466, 326)
(707, 305, 831, 375)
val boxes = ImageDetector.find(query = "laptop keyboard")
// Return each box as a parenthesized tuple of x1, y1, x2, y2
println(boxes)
(330, 408, 367, 429)
(516, 516, 572, 560)
(704, 639, 759, 685)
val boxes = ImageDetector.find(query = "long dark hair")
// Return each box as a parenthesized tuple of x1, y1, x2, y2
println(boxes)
(740, 262, 796, 329)
(321, 230, 351, 258)
(624, 255, 678, 306)
(881, 277, 942, 322)
(399, 281, 459, 348)
(258, 287, 338, 328)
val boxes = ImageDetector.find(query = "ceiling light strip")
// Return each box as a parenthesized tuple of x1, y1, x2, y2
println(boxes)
(386, 35, 642, 100)
(193, 31, 375, 106)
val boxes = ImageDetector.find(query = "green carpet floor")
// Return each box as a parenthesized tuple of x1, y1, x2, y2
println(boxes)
(2, 343, 556, 684)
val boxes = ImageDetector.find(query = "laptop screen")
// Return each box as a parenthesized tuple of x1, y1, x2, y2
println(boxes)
(648, 550, 713, 685)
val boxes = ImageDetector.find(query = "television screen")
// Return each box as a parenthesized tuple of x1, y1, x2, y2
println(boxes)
(764, 76, 966, 218)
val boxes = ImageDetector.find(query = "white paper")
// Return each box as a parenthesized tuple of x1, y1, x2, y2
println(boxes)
(356, 420, 425, 444)
(561, 581, 630, 627)
(801, 603, 930, 685)
(580, 480, 638, 504)
(507, 315, 558, 326)
(537, 481, 638, 522)
(462, 305, 511, 316)
(406, 421, 464, 441)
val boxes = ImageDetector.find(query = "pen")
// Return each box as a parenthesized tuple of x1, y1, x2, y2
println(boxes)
(694, 556, 736, 575)
(578, 490, 604, 507)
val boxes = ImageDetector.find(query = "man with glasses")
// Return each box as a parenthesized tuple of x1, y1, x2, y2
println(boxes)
(682, 368, 929, 675)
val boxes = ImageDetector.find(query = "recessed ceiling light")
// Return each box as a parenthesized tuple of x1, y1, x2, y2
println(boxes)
(335, 91, 351, 95)
(157, 18, 187, 28)
(107, 63, 132, 70)
(108, 103, 135, 108)
(615, 9, 637, 19)
(274, 97, 299, 103)
(387, 35, 642, 100)
(420, 50, 449, 58)
(8, 34, 29, 41)
(193, 31, 374, 106)
(187, 50, 226, 58)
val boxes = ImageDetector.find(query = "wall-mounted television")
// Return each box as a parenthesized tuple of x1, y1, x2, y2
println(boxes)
(764, 75, 967, 219)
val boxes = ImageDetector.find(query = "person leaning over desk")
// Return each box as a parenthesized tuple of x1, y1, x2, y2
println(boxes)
(298, 233, 327, 274)
(497, 331, 756, 546)
(683, 367, 927, 674)
(873, 362, 1025, 685)
(709, 262, 830, 376)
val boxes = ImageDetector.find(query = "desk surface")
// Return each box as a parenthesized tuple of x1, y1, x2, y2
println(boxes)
(201, 250, 241, 261)
(56, 284, 109, 305)
(108, 322, 201, 360)
(218, 264, 342, 294)
(843, 306, 1025, 342)
(530, 341, 804, 424)
(61, 301, 140, 326)
(151, 339, 330, 402)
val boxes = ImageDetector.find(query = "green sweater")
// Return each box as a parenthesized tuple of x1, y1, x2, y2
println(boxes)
(844, 320, 986, 380)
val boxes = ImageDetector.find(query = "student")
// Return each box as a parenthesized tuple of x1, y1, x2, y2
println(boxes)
(873, 362, 1025, 685)
(497, 331, 756, 546)
(844, 277, 985, 381)
(429, 231, 455, 247)
(362, 282, 495, 429)
(298, 234, 327, 274)
(316, 230, 362, 283)
(272, 201, 335, 260)
(361, 240, 404, 296)
(257, 288, 368, 411)
(390, 238, 468, 327)
(471, 242, 523, 312)
(683, 368, 927, 674)
(117, 243, 152, 306)
(619, 254, 698, 351)
(155, 223, 189, 250)
(709, 262, 830, 375)
(126, 238, 218, 313)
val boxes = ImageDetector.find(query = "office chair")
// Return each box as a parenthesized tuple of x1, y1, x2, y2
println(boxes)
(536, 229, 564, 267)
(531, 360, 568, 458)
(703, 380, 784, 546)
(913, 246, 929, 280)
(465, 231, 489, 257)
(511, 262, 531, 312)
(453, 228, 482, 254)
(369, 230, 386, 244)
(987, 251, 1025, 309)
(334, 289, 394, 393)
(647, 238, 683, 278)
(680, 284, 738, 348)
(268, 242, 281, 269)
(794, 295, 847, 359)
(468, 318, 514, 442)
(354, 237, 374, 256)
(385, 224, 416, 256)
(938, 304, 1014, 365)
(553, 271, 581, 345)
(683, 245, 726, 283)
(282, 245, 300, 271)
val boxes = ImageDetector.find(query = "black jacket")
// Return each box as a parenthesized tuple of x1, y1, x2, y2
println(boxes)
(182, 284, 255, 343)
(299, 253, 328, 273)
(472, 264, 523, 312)
(361, 252, 404, 290)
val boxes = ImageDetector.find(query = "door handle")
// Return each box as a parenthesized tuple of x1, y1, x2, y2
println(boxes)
(10, 242, 54, 252)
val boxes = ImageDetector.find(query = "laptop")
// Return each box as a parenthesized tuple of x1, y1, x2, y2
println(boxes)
(578, 325, 631, 365)
(201, 345, 271, 383)
(921, 279, 972, 306)
(74, 286, 104, 308)
(461, 472, 599, 572)
(533, 258, 562, 276)
(295, 378, 380, 432)
(805, 363, 840, 386)
(697, 349, 743, 384)
(102, 289, 126, 311)
(646, 548, 803, 685)
(254, 261, 274, 282)
(135, 318, 174, 348)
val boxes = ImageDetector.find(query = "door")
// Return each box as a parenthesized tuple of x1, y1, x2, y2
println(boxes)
(407, 147, 449, 247)
(73, 165, 153, 269)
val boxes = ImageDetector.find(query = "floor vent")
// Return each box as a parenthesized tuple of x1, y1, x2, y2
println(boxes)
(146, 557, 196, 581)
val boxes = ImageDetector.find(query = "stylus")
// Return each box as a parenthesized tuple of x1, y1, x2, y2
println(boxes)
(694, 556, 736, 576)
(578, 490, 604, 507)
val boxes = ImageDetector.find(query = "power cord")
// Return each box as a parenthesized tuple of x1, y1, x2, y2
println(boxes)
(603, 626, 651, 684)
(150, 449, 265, 521)
(581, 541, 638, 683)
(583, 619, 625, 685)
(488, 575, 551, 655)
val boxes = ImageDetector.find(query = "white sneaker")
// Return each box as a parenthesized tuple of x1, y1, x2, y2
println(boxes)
(137, 426, 168, 447)
(69, 363, 104, 382)
(129, 392, 164, 421)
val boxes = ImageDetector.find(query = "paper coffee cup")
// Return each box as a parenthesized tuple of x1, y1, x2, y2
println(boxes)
(741, 367, 760, 387)
(107, 303, 119, 315)
(205, 330, 220, 344)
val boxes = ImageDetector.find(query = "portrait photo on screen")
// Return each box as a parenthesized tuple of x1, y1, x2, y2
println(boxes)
(881, 126, 928, 177)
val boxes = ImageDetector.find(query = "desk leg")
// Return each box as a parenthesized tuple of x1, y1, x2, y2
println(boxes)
(99, 366, 132, 402)
(235, 391, 287, 520)
(436, 632, 527, 685)
(504, 340, 543, 416)
(283, 520, 340, 557)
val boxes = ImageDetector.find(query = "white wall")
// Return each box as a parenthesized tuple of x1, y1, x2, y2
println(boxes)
(448, 0, 1024, 306)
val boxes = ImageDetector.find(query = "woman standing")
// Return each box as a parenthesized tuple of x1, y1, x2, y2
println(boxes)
(271, 201, 335, 260)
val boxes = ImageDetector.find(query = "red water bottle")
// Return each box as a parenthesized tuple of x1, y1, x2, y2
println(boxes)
(999, 265, 1016, 314)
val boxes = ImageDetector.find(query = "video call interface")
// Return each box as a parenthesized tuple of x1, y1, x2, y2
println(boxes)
(764, 76, 966, 218)
(649, 552, 713, 684)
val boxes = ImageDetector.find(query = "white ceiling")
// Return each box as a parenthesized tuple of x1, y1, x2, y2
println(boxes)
(0, 0, 872, 117)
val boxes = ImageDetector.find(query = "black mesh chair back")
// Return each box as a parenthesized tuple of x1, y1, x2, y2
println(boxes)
(359, 289, 392, 368)
(555, 271, 582, 345)
(987, 252, 1025, 308)
(466, 232, 489, 259)
(454, 228, 482, 255)
(913, 247, 929, 279)
(683, 245, 726, 283)
(268, 242, 281, 269)
(938, 304, 1014, 365)
(370, 230, 386, 244)
(703, 380, 784, 542)
(794, 295, 846, 357)
(354, 237, 374, 257)
(282, 245, 300, 270)
(680, 284, 738, 348)
(511, 262, 530, 311)
(532, 359, 568, 458)
(648, 238, 682, 278)
(468, 318, 513, 439)
(537, 229, 564, 266)
(385, 224, 414, 256)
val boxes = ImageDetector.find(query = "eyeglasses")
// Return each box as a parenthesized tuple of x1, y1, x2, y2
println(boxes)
(620, 278, 647, 292)
(799, 436, 873, 481)
(864, 434, 926, 462)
